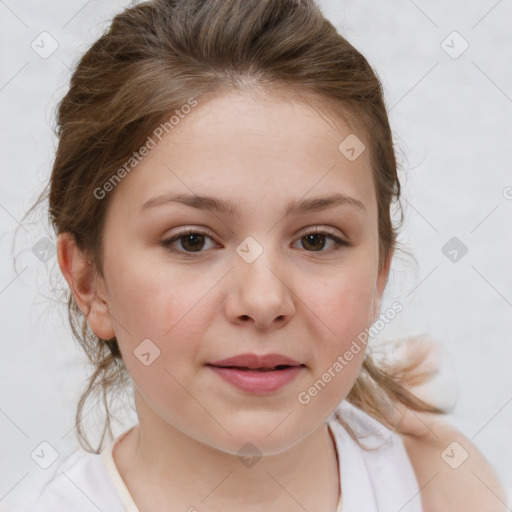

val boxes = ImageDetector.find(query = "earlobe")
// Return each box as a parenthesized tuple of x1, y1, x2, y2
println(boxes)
(56, 232, 116, 340)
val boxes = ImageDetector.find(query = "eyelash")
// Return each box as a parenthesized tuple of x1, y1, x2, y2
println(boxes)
(160, 228, 352, 256)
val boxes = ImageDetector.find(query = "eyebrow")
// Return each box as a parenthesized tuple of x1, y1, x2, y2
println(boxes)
(140, 192, 366, 217)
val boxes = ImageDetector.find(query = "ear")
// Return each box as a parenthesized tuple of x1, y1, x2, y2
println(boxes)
(370, 248, 394, 324)
(56, 232, 116, 340)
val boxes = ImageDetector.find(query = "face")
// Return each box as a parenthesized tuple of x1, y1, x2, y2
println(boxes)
(62, 89, 390, 456)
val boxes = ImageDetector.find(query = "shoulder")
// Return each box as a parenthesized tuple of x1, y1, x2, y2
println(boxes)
(400, 411, 508, 512)
(383, 336, 508, 511)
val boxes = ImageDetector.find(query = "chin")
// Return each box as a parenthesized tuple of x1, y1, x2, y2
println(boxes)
(199, 417, 307, 458)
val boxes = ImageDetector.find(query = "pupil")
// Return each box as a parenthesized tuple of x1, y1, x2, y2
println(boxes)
(303, 233, 325, 251)
(182, 233, 204, 251)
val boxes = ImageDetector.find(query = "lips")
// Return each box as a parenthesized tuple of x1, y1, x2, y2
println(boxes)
(207, 353, 304, 371)
(207, 353, 305, 394)
(221, 366, 292, 372)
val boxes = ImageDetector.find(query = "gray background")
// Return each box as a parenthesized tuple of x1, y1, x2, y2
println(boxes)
(1, 0, 511, 509)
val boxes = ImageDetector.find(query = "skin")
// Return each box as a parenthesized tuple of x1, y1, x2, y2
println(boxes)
(390, 341, 509, 512)
(404, 419, 509, 512)
(57, 88, 506, 511)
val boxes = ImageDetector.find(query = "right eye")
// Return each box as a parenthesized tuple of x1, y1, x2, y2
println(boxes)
(160, 229, 217, 255)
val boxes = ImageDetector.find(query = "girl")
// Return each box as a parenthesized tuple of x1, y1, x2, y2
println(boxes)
(19, 0, 506, 510)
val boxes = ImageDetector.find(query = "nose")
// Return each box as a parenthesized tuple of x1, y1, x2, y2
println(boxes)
(225, 245, 296, 330)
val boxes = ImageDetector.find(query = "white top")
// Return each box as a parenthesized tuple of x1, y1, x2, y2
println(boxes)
(20, 400, 423, 512)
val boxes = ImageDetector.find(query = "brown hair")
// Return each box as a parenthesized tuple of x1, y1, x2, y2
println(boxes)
(23, 0, 446, 453)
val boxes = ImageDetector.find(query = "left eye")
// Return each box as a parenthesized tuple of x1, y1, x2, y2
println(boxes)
(294, 230, 351, 252)
(160, 228, 351, 255)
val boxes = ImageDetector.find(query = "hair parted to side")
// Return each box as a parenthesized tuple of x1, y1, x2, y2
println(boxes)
(25, 0, 447, 453)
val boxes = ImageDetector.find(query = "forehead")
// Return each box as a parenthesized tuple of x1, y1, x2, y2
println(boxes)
(107, 88, 376, 221)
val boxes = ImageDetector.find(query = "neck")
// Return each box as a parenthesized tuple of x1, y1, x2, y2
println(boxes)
(113, 392, 341, 511)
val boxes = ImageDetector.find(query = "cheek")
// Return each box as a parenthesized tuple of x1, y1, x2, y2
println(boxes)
(106, 256, 217, 369)
(103, 260, 232, 443)
(304, 263, 376, 347)
(294, 267, 375, 413)
(107, 267, 212, 415)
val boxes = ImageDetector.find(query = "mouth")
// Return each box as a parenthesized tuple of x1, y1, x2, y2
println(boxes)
(206, 354, 306, 394)
(207, 364, 305, 394)
(206, 364, 305, 372)
(207, 352, 304, 370)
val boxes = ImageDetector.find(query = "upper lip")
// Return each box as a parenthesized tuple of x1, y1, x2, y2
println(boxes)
(208, 353, 303, 369)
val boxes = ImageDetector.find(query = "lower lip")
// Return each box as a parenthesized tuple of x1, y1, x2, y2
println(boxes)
(207, 365, 304, 394)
